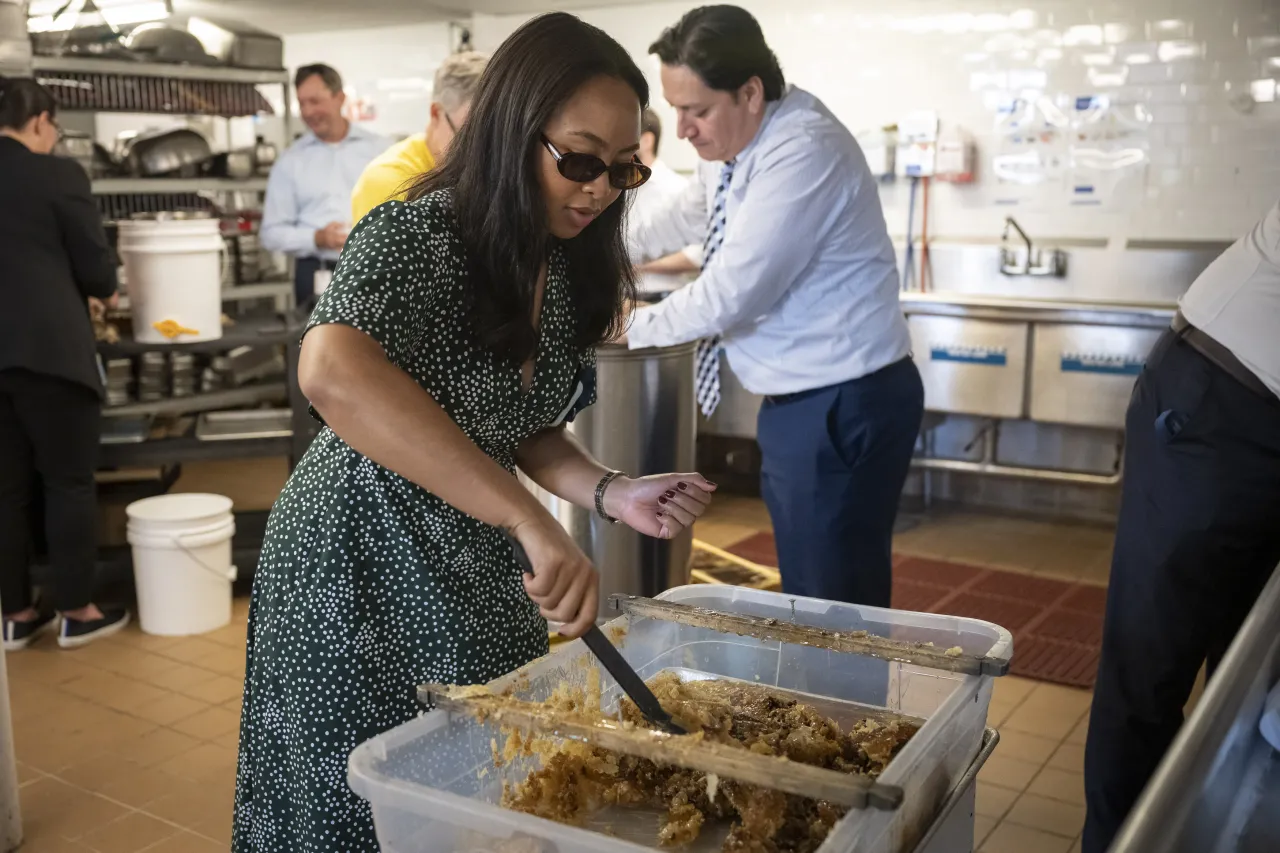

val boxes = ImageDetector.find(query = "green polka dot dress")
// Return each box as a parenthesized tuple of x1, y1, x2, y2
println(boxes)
(233, 190, 596, 852)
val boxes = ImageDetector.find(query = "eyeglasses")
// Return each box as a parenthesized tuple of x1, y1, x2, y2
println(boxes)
(541, 136, 651, 190)
(444, 112, 458, 134)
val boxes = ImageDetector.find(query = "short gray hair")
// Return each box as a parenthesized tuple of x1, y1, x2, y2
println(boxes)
(433, 52, 487, 111)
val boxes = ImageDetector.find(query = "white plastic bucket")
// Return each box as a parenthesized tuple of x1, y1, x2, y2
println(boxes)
(126, 493, 236, 636)
(118, 217, 224, 344)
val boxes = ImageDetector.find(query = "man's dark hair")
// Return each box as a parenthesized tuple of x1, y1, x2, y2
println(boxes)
(649, 5, 785, 101)
(0, 77, 57, 132)
(408, 12, 648, 361)
(641, 107, 662, 154)
(294, 64, 343, 94)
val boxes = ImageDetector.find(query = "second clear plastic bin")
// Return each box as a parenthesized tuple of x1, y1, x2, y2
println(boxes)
(349, 585, 1013, 853)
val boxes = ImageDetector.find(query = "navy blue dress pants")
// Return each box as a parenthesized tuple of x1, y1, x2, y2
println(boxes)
(756, 357, 924, 607)
(293, 257, 337, 310)
(1083, 332, 1280, 852)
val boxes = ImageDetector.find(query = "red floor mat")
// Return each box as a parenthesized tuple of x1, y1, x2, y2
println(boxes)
(725, 532, 1107, 689)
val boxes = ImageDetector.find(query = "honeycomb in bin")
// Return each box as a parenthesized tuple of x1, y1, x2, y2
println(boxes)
(500, 672, 918, 852)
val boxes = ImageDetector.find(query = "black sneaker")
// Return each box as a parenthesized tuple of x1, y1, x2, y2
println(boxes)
(3, 611, 57, 652)
(58, 608, 131, 649)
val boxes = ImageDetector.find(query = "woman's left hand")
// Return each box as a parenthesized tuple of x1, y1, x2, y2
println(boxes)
(603, 474, 716, 540)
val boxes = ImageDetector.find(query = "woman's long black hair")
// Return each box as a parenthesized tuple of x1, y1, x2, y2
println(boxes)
(0, 77, 58, 132)
(407, 13, 648, 362)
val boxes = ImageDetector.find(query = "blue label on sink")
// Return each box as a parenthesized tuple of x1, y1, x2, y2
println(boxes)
(930, 345, 1008, 366)
(1061, 353, 1144, 375)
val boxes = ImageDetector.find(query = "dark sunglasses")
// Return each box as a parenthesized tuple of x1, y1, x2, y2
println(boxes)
(541, 136, 651, 190)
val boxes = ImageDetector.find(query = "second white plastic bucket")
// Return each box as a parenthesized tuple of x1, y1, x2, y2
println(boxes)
(118, 214, 224, 344)
(126, 493, 236, 637)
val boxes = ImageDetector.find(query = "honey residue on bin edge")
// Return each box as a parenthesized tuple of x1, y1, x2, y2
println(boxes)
(498, 673, 918, 852)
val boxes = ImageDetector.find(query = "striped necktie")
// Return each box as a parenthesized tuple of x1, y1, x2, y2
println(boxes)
(695, 160, 735, 418)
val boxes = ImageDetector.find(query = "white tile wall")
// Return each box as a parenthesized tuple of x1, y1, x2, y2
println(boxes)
(468, 0, 1280, 243)
(283, 22, 453, 141)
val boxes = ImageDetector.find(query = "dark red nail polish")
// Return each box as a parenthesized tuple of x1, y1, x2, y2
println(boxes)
(678, 483, 688, 491)
(659, 496, 668, 505)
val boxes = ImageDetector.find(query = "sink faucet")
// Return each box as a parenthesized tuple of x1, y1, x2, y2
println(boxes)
(1000, 216, 1067, 277)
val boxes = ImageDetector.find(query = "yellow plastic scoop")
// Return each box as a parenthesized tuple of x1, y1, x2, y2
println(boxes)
(152, 319, 200, 339)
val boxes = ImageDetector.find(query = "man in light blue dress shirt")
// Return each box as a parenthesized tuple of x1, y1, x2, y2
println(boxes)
(261, 64, 388, 307)
(627, 6, 924, 607)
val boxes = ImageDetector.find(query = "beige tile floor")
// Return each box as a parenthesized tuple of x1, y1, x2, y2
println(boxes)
(7, 494, 1118, 852)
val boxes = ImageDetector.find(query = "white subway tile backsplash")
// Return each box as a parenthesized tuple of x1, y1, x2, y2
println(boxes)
(1065, 25, 1106, 47)
(1157, 40, 1206, 63)
(1247, 36, 1280, 56)
(1125, 62, 1172, 84)
(1193, 165, 1242, 186)
(1162, 124, 1210, 146)
(462, 0, 1280, 242)
(1147, 19, 1194, 41)
(1116, 41, 1159, 64)
(1145, 83, 1184, 103)
(1180, 83, 1212, 102)
(1150, 103, 1191, 122)
(1104, 23, 1136, 45)
(1249, 79, 1279, 102)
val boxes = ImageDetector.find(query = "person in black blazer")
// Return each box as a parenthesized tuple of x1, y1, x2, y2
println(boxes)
(0, 77, 130, 650)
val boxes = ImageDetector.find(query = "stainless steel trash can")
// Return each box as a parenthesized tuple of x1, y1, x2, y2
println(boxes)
(521, 341, 697, 620)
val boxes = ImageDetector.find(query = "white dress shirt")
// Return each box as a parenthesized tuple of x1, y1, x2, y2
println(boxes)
(626, 86, 911, 397)
(1180, 200, 1280, 398)
(629, 159, 700, 294)
(261, 123, 390, 262)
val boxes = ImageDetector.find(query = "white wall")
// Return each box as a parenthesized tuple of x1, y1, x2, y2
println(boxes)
(473, 0, 1280, 243)
(283, 22, 453, 141)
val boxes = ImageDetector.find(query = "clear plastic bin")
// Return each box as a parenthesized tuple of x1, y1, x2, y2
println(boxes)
(348, 586, 1013, 853)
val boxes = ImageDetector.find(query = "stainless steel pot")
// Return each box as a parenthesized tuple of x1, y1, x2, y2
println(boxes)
(119, 128, 212, 177)
(53, 131, 95, 176)
(122, 23, 216, 66)
(253, 136, 277, 175)
(210, 149, 254, 180)
(521, 341, 698, 620)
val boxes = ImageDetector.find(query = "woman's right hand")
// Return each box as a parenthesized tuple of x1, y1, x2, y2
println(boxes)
(511, 517, 599, 639)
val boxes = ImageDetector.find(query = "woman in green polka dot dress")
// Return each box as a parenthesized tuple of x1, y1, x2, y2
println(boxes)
(232, 14, 715, 852)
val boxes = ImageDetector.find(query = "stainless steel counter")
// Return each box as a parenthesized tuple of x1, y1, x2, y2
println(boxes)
(704, 292, 1177, 442)
(902, 291, 1175, 434)
(1112, 560, 1280, 852)
(898, 292, 1176, 328)
(695, 240, 1211, 515)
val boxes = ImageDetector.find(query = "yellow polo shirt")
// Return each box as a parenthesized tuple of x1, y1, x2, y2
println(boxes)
(350, 134, 436, 223)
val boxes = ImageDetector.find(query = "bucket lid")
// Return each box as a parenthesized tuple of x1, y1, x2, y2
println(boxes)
(126, 493, 233, 524)
(130, 210, 214, 221)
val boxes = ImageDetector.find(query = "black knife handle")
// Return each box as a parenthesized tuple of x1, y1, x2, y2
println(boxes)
(579, 626, 684, 734)
(503, 532, 685, 735)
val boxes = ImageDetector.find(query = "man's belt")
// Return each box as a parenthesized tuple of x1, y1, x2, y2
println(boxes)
(1172, 311, 1278, 406)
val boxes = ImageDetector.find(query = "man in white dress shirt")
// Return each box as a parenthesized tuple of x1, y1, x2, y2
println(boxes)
(1084, 200, 1280, 852)
(627, 5, 924, 607)
(261, 64, 388, 308)
(630, 108, 700, 297)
